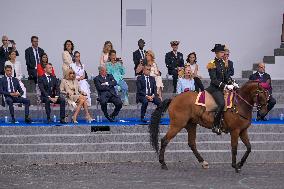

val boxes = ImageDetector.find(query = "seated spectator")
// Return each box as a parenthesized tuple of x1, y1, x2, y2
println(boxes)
(136, 65, 161, 122)
(177, 66, 204, 94)
(223, 46, 234, 77)
(0, 65, 32, 123)
(70, 51, 91, 106)
(37, 53, 55, 77)
(94, 66, 122, 122)
(60, 69, 92, 123)
(100, 41, 113, 67)
(38, 63, 66, 124)
(106, 50, 129, 106)
(146, 50, 163, 100)
(184, 52, 204, 91)
(133, 39, 146, 76)
(62, 40, 74, 76)
(5, 50, 27, 98)
(165, 41, 184, 93)
(249, 63, 276, 121)
(0, 35, 19, 76)
(25, 36, 45, 84)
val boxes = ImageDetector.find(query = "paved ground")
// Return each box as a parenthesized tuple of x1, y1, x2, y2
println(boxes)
(0, 162, 283, 189)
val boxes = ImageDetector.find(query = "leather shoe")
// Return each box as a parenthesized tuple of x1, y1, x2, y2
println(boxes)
(106, 115, 115, 122)
(11, 117, 16, 124)
(60, 119, 67, 124)
(140, 118, 147, 123)
(25, 116, 32, 124)
(212, 127, 221, 135)
(47, 118, 51, 124)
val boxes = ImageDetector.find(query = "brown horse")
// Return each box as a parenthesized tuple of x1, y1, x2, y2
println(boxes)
(149, 81, 269, 173)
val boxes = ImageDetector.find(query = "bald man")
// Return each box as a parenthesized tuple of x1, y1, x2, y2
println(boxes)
(249, 63, 276, 121)
(0, 35, 19, 75)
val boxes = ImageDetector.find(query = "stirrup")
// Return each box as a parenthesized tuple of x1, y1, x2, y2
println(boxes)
(212, 126, 222, 135)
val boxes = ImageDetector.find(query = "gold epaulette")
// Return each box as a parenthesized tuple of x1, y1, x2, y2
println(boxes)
(207, 60, 216, 69)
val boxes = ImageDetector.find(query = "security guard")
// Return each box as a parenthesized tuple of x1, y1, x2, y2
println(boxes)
(206, 44, 238, 135)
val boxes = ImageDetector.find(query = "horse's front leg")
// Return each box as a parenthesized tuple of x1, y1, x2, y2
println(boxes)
(237, 129, 251, 169)
(230, 129, 241, 173)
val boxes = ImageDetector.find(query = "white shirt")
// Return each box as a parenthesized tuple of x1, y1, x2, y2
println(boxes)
(139, 49, 145, 59)
(70, 62, 85, 79)
(32, 47, 40, 68)
(144, 76, 151, 95)
(45, 73, 51, 83)
(6, 76, 14, 92)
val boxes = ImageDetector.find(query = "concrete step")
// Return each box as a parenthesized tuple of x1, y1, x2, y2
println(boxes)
(0, 125, 284, 135)
(263, 56, 275, 64)
(274, 48, 284, 56)
(0, 150, 283, 165)
(1, 141, 284, 153)
(1, 132, 283, 144)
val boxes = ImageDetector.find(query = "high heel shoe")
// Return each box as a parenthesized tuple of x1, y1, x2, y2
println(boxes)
(85, 116, 93, 123)
(71, 116, 78, 124)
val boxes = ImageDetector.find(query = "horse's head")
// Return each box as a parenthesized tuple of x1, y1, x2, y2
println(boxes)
(240, 81, 269, 117)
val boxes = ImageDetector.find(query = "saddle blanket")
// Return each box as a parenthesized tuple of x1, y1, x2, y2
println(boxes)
(195, 90, 234, 111)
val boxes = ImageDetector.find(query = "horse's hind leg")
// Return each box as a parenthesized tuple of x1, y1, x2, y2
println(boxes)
(237, 129, 251, 169)
(186, 124, 209, 169)
(159, 126, 181, 170)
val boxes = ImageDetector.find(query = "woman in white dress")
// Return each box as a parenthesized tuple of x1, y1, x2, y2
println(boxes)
(99, 41, 113, 67)
(5, 50, 26, 98)
(70, 51, 91, 106)
(145, 50, 164, 100)
(62, 40, 74, 76)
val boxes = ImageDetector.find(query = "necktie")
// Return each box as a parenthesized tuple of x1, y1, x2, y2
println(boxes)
(35, 48, 40, 64)
(146, 76, 151, 95)
(5, 48, 8, 53)
(9, 78, 14, 93)
(141, 50, 144, 59)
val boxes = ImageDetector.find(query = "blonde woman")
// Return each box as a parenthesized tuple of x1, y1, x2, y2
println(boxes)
(60, 69, 92, 123)
(5, 50, 27, 98)
(99, 41, 113, 67)
(145, 50, 163, 100)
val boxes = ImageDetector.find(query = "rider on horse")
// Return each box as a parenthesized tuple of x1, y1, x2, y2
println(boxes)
(206, 44, 238, 135)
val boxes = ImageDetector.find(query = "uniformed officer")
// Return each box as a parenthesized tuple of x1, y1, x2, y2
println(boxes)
(206, 44, 238, 135)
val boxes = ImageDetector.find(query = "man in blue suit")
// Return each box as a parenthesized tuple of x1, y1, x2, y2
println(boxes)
(136, 65, 161, 122)
(94, 66, 122, 122)
(0, 65, 32, 123)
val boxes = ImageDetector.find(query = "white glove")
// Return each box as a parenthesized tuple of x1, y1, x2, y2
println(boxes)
(104, 82, 109, 86)
(232, 82, 239, 88)
(225, 85, 234, 91)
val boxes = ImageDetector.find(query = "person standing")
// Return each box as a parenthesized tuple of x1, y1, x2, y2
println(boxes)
(223, 46, 234, 77)
(99, 41, 113, 67)
(62, 40, 74, 76)
(165, 41, 184, 93)
(25, 36, 45, 84)
(0, 35, 19, 75)
(133, 39, 146, 76)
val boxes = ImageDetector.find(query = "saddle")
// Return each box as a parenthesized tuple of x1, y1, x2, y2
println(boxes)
(195, 90, 235, 112)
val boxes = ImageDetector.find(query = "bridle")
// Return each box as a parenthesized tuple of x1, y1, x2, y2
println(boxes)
(233, 82, 269, 113)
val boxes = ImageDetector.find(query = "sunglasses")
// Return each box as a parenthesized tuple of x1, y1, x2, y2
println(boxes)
(2, 40, 8, 41)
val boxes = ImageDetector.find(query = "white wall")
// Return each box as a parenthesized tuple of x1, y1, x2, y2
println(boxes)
(1, 0, 284, 79)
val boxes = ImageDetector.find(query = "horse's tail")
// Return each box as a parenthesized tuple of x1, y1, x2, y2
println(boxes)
(149, 98, 172, 154)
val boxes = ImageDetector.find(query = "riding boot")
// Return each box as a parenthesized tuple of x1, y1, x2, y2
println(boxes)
(212, 109, 222, 135)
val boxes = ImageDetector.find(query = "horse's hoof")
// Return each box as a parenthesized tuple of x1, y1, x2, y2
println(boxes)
(201, 161, 209, 169)
(161, 164, 168, 170)
(235, 167, 241, 173)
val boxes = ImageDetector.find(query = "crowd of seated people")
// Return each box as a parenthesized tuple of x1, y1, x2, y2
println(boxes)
(0, 35, 277, 123)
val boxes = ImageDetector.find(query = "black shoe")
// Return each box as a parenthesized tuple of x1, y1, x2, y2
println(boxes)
(11, 117, 16, 124)
(106, 115, 115, 122)
(60, 118, 67, 124)
(140, 118, 147, 123)
(256, 116, 268, 121)
(110, 114, 116, 121)
(25, 116, 32, 124)
(47, 118, 51, 124)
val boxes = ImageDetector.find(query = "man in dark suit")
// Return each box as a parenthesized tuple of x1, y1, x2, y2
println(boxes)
(224, 47, 234, 77)
(136, 65, 161, 122)
(133, 39, 146, 76)
(165, 41, 184, 93)
(38, 63, 66, 123)
(25, 36, 45, 84)
(94, 66, 122, 122)
(249, 63, 276, 121)
(0, 35, 19, 75)
(0, 65, 32, 123)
